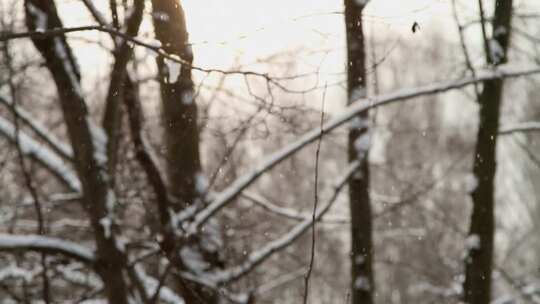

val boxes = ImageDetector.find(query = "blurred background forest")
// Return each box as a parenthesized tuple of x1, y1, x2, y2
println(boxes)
(0, 0, 539, 303)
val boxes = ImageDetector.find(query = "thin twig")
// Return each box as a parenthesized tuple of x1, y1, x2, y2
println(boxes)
(2, 34, 51, 304)
(303, 83, 326, 304)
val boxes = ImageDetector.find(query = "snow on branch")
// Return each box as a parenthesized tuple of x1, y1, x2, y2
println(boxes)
(133, 264, 185, 304)
(242, 191, 348, 224)
(203, 161, 360, 283)
(189, 65, 540, 232)
(0, 96, 73, 161)
(0, 116, 81, 192)
(499, 121, 540, 135)
(177, 271, 250, 304)
(0, 234, 95, 264)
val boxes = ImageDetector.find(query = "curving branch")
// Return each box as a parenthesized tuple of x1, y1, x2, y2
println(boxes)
(188, 65, 540, 233)
(0, 234, 95, 264)
(0, 115, 81, 192)
(499, 121, 540, 135)
(242, 191, 349, 224)
(203, 161, 360, 284)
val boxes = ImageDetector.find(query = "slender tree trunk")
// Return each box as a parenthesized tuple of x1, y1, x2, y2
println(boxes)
(23, 1, 145, 303)
(151, 1, 221, 302)
(463, 1, 513, 303)
(344, 1, 374, 303)
(151, 0, 201, 210)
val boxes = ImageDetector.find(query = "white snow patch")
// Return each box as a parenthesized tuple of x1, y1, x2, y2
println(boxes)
(0, 264, 35, 282)
(349, 116, 368, 131)
(181, 90, 194, 105)
(105, 190, 115, 213)
(180, 246, 209, 273)
(27, 3, 47, 32)
(53, 37, 82, 97)
(493, 26, 507, 37)
(354, 276, 371, 290)
(465, 234, 480, 250)
(354, 132, 371, 159)
(350, 86, 367, 102)
(195, 171, 208, 194)
(99, 217, 112, 239)
(87, 118, 108, 166)
(489, 39, 504, 63)
(147, 39, 162, 49)
(152, 11, 170, 22)
(115, 237, 126, 252)
(165, 58, 182, 83)
(355, 255, 366, 265)
(465, 174, 478, 193)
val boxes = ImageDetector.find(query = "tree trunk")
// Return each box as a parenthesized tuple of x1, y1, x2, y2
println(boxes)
(151, 1, 221, 302)
(344, 1, 374, 303)
(23, 1, 145, 303)
(463, 1, 513, 303)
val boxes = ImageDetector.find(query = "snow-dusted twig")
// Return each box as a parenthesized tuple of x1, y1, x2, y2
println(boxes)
(303, 87, 326, 304)
(203, 161, 360, 284)
(499, 121, 540, 135)
(241, 191, 348, 224)
(254, 267, 306, 296)
(176, 271, 250, 304)
(132, 264, 185, 304)
(0, 234, 95, 264)
(0, 96, 73, 161)
(0, 116, 81, 192)
(189, 65, 540, 233)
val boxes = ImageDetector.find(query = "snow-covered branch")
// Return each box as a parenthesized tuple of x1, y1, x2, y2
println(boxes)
(189, 65, 540, 232)
(0, 116, 81, 192)
(0, 96, 73, 161)
(132, 264, 185, 304)
(203, 161, 360, 283)
(242, 191, 348, 224)
(499, 121, 540, 135)
(177, 271, 250, 304)
(0, 234, 95, 264)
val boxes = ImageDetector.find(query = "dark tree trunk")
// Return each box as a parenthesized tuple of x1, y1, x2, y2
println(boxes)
(344, 1, 374, 303)
(151, 1, 221, 303)
(151, 0, 201, 210)
(23, 1, 143, 303)
(463, 1, 513, 303)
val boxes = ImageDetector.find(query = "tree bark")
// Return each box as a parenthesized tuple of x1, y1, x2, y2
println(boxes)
(463, 1, 513, 303)
(101, 0, 144, 180)
(344, 1, 374, 303)
(151, 0, 201, 210)
(151, 1, 221, 303)
(23, 1, 144, 303)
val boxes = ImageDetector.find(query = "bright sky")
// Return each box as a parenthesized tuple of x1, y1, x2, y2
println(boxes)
(14, 0, 538, 113)
(52, 0, 456, 78)
(182, 0, 453, 68)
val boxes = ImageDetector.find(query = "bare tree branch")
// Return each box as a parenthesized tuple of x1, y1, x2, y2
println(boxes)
(0, 96, 73, 161)
(499, 121, 540, 135)
(189, 65, 540, 233)
(203, 161, 360, 284)
(0, 234, 95, 264)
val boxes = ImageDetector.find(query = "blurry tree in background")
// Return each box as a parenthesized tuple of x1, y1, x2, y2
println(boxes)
(344, 0, 374, 303)
(1, 0, 540, 303)
(463, 1, 513, 303)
